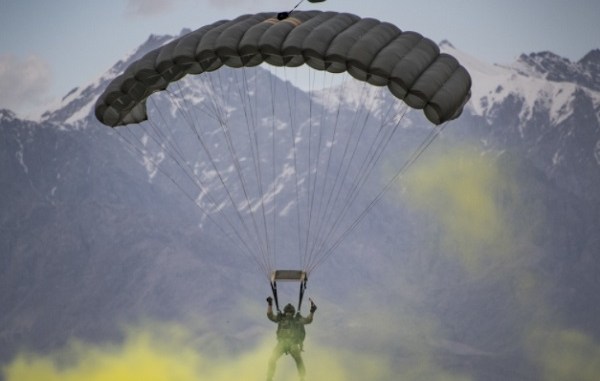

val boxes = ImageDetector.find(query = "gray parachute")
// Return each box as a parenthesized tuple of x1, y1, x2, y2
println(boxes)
(95, 11, 471, 127)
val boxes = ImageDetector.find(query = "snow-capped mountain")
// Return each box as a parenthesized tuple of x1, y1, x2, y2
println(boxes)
(2, 29, 600, 381)
(516, 49, 600, 90)
(40, 33, 180, 128)
(441, 41, 600, 201)
(40, 34, 600, 203)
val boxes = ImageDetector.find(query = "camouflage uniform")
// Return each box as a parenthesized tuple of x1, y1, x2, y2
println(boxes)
(266, 303, 315, 381)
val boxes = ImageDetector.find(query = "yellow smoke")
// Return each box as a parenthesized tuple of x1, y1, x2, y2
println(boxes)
(527, 327, 600, 381)
(393, 143, 600, 380)
(3, 323, 204, 381)
(394, 145, 518, 274)
(2, 317, 476, 381)
(11, 141, 596, 380)
(1, 322, 383, 381)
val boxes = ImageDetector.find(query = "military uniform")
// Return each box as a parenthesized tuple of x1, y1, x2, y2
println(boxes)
(266, 302, 315, 381)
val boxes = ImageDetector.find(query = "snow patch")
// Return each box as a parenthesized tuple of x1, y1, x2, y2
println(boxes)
(553, 151, 564, 166)
(441, 44, 600, 128)
(446, 41, 590, 126)
(15, 138, 29, 174)
(143, 150, 165, 180)
(15, 151, 28, 174)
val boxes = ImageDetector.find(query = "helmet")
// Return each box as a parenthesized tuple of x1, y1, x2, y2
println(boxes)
(283, 304, 295, 314)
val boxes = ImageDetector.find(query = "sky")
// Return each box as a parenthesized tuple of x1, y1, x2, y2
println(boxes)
(1, 0, 599, 119)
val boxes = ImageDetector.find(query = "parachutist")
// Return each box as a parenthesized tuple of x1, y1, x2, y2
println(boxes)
(266, 297, 317, 381)
(277, 12, 289, 20)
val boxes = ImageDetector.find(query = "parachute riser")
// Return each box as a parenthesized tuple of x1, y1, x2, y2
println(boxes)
(269, 281, 281, 313)
(297, 277, 307, 313)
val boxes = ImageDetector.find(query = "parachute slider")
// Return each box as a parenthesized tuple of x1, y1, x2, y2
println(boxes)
(270, 270, 308, 313)
(271, 270, 307, 282)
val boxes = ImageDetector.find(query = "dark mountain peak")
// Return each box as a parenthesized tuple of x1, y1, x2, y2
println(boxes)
(579, 48, 600, 65)
(145, 33, 173, 46)
(62, 87, 79, 102)
(578, 49, 600, 84)
(0, 109, 17, 123)
(517, 51, 573, 74)
(517, 50, 600, 91)
(521, 50, 565, 61)
(122, 33, 174, 67)
(41, 32, 175, 126)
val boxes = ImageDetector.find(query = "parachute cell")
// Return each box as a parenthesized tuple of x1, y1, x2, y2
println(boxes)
(95, 11, 471, 128)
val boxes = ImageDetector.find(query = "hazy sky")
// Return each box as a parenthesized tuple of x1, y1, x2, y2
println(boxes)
(1, 0, 599, 119)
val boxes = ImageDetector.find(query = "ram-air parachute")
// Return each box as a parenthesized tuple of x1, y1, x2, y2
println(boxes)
(95, 10, 471, 309)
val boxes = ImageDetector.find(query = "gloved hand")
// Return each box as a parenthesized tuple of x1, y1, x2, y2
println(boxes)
(266, 296, 273, 306)
(310, 299, 317, 313)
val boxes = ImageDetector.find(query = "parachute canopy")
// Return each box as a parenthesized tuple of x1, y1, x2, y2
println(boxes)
(95, 11, 471, 128)
(94, 11, 472, 281)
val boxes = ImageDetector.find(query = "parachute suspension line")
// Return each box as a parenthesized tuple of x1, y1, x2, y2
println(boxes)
(308, 121, 449, 274)
(311, 70, 331, 267)
(230, 68, 274, 273)
(301, 67, 317, 270)
(171, 91, 257, 225)
(147, 94, 273, 275)
(283, 65, 305, 268)
(166, 81, 269, 265)
(318, 97, 403, 242)
(268, 68, 279, 271)
(308, 103, 408, 264)
(295, 66, 326, 271)
(304, 79, 372, 266)
(163, 77, 272, 276)
(294, 68, 307, 271)
(303, 69, 337, 270)
(250, 67, 274, 271)
(303, 73, 348, 269)
(144, 96, 214, 202)
(112, 123, 265, 274)
(236, 67, 273, 272)
(203, 70, 276, 277)
(201, 69, 271, 269)
(163, 82, 267, 262)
